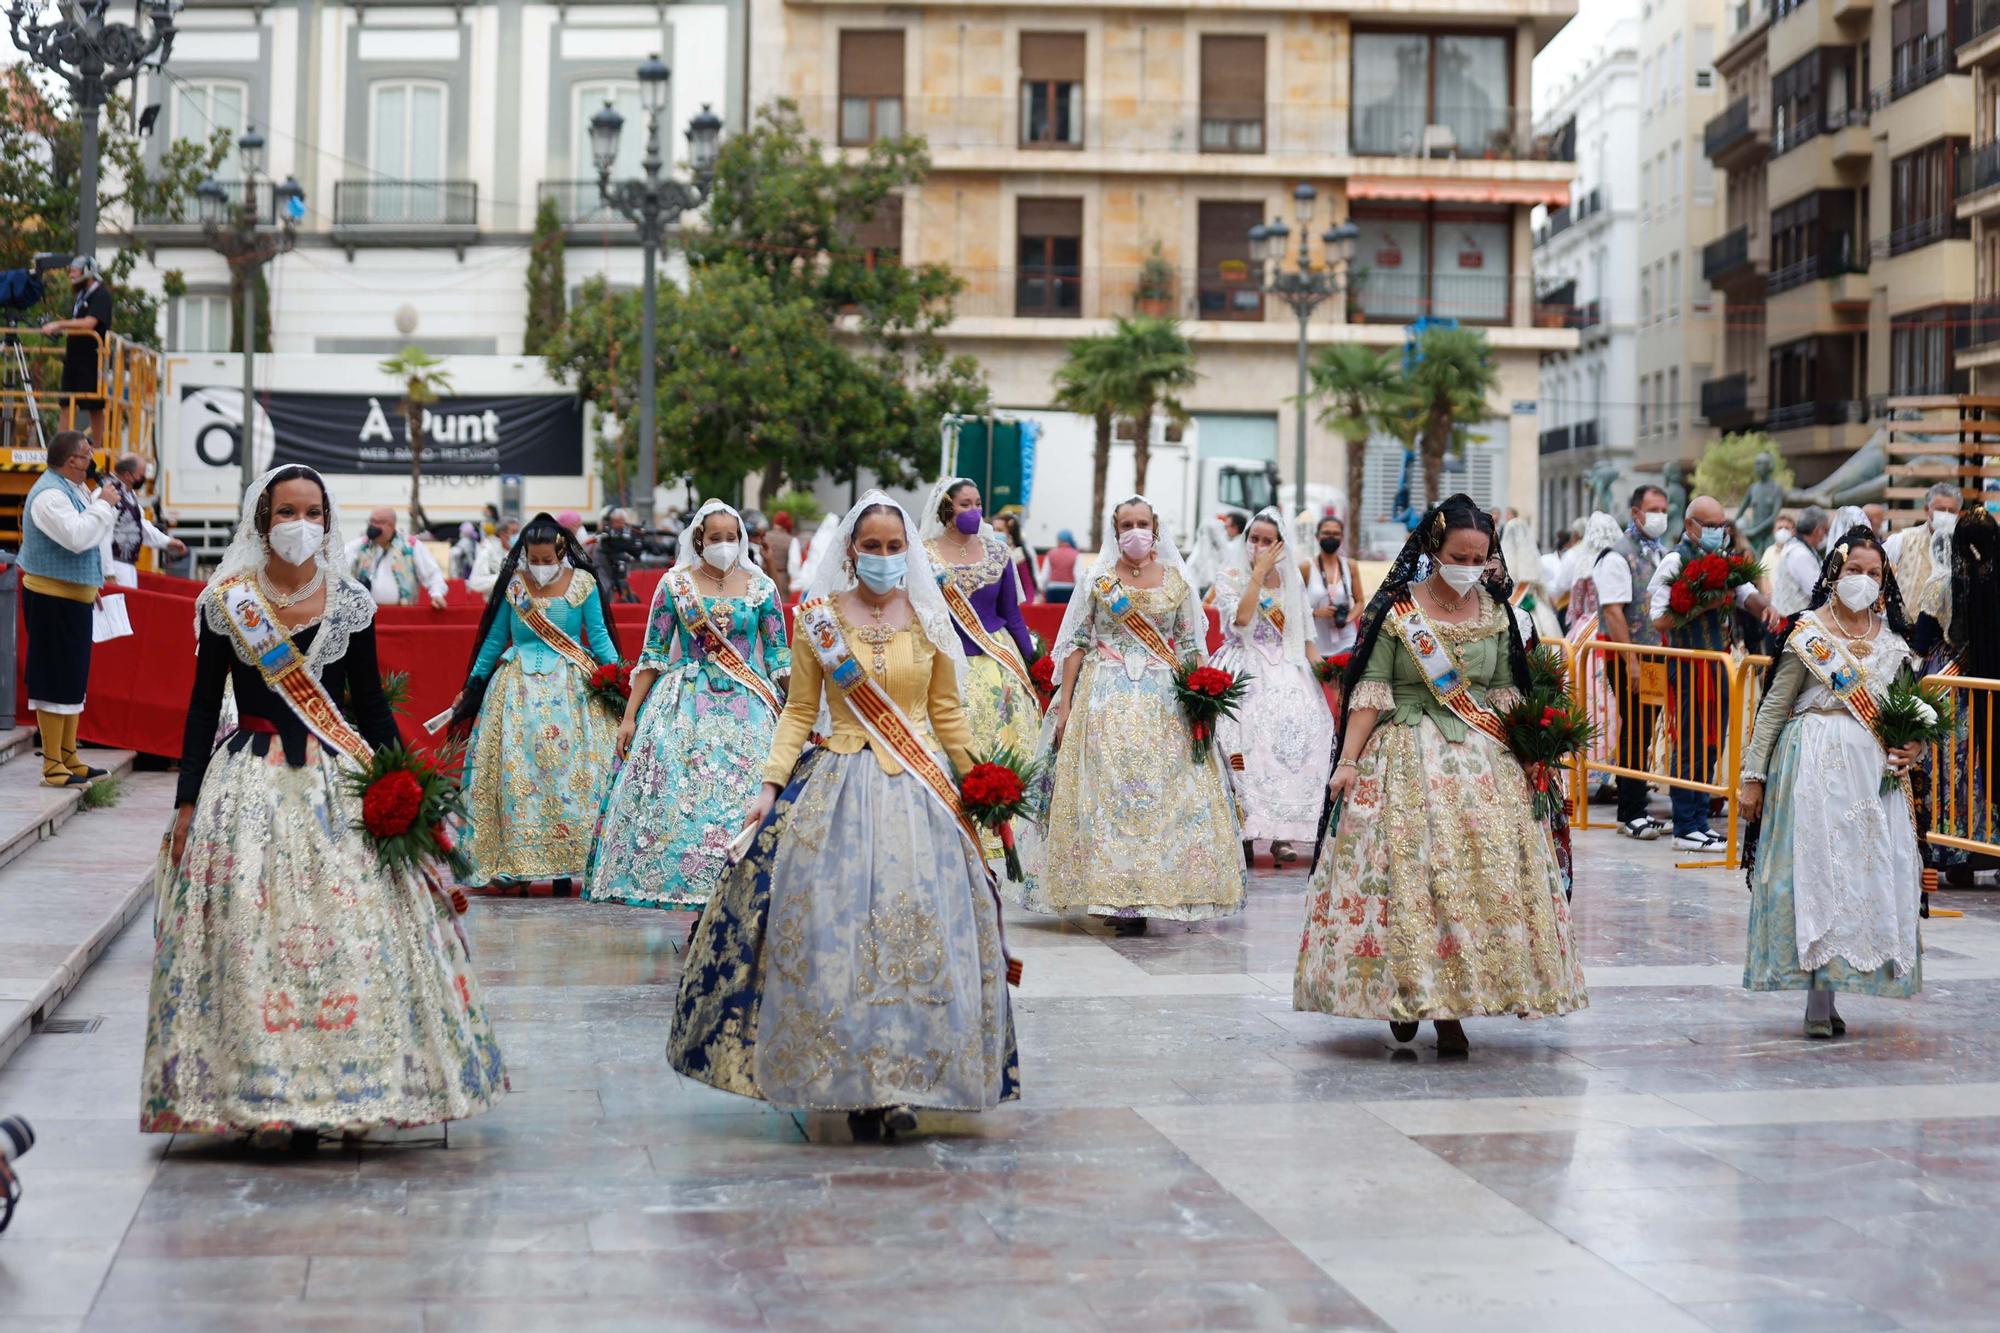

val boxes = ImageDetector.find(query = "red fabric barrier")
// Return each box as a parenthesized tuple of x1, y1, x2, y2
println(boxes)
(38, 573, 1221, 761)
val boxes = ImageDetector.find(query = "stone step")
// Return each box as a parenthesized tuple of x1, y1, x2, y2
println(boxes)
(0, 724, 36, 767)
(0, 769, 172, 1068)
(0, 744, 138, 880)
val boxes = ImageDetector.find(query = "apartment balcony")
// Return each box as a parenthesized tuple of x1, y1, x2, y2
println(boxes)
(535, 181, 647, 235)
(1538, 425, 1573, 456)
(1701, 373, 1762, 431)
(1964, 0, 2000, 67)
(1702, 226, 1766, 290)
(134, 181, 280, 234)
(1767, 398, 1872, 432)
(1954, 299, 2000, 372)
(1877, 212, 1970, 259)
(329, 181, 478, 253)
(1704, 97, 1769, 171)
(1574, 419, 1601, 453)
(1770, 106, 1871, 163)
(1874, 30, 1962, 109)
(1829, 0, 1871, 18)
(1767, 246, 1870, 296)
(1958, 140, 2000, 219)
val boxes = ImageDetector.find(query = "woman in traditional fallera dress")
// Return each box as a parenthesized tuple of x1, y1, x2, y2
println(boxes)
(586, 501, 790, 912)
(1212, 506, 1334, 864)
(670, 493, 1017, 1142)
(143, 466, 505, 1143)
(1021, 495, 1247, 934)
(1296, 494, 1587, 1057)
(921, 477, 1041, 872)
(451, 513, 623, 895)
(1739, 531, 1925, 1037)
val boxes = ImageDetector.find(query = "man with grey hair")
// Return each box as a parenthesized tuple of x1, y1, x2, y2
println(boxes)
(100, 452, 184, 586)
(1773, 503, 1830, 618)
(1885, 481, 1962, 648)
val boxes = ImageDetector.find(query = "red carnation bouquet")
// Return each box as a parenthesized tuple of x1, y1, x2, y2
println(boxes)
(1664, 552, 1761, 627)
(342, 743, 474, 885)
(1174, 658, 1251, 764)
(587, 661, 633, 714)
(958, 746, 1041, 881)
(1313, 652, 1353, 684)
(1498, 644, 1598, 820)
(1029, 653, 1059, 709)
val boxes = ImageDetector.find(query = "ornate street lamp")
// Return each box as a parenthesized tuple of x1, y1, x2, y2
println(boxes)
(5, 0, 180, 257)
(1252, 183, 1360, 517)
(592, 51, 722, 528)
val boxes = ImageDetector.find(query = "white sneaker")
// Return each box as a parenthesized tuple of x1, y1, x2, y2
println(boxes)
(1618, 817, 1667, 841)
(1672, 829, 1724, 852)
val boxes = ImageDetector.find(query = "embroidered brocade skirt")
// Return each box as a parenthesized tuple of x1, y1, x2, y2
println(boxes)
(141, 739, 507, 1134)
(585, 666, 777, 911)
(1744, 715, 1923, 997)
(669, 748, 1020, 1113)
(960, 652, 1042, 864)
(1295, 717, 1588, 1021)
(462, 659, 619, 884)
(1210, 647, 1335, 843)
(1017, 656, 1247, 920)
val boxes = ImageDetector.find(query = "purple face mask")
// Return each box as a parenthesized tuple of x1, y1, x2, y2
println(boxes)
(954, 507, 983, 535)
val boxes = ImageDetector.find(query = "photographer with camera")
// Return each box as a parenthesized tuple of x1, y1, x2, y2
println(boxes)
(1306, 511, 1364, 659)
(593, 507, 643, 604)
(39, 256, 113, 445)
(21, 430, 120, 788)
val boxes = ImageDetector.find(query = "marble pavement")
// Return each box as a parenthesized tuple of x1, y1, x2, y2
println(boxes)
(4, 824, 2000, 1331)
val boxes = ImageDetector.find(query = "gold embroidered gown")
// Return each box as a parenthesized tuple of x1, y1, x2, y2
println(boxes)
(669, 607, 1019, 1112)
(1022, 571, 1248, 920)
(1295, 590, 1587, 1021)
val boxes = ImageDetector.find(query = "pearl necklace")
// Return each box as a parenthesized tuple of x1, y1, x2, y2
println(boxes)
(258, 563, 325, 609)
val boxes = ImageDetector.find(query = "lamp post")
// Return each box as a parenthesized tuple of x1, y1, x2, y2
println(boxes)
(1251, 183, 1359, 518)
(198, 125, 303, 496)
(590, 53, 722, 529)
(6, 0, 180, 259)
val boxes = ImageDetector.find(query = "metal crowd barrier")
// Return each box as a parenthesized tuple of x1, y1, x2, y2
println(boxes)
(1923, 673, 2000, 863)
(1566, 639, 1766, 870)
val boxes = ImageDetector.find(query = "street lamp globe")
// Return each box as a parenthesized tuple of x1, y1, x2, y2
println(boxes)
(637, 53, 670, 113)
(237, 125, 265, 179)
(195, 176, 226, 227)
(1323, 219, 1359, 265)
(589, 100, 625, 178)
(686, 103, 723, 177)
(1262, 218, 1290, 265)
(1292, 181, 1317, 227)
(1247, 222, 1269, 263)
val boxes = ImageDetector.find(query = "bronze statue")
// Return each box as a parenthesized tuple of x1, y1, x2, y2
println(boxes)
(1732, 451, 1784, 554)
(1663, 461, 1689, 535)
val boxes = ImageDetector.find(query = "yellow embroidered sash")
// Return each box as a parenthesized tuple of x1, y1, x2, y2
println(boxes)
(1388, 598, 1511, 745)
(1565, 610, 1600, 648)
(1787, 613, 1882, 733)
(666, 570, 782, 716)
(1092, 573, 1180, 668)
(215, 575, 374, 765)
(935, 571, 1038, 699)
(509, 575, 599, 677)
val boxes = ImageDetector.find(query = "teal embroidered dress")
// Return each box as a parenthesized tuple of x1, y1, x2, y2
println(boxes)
(462, 570, 621, 883)
(585, 572, 791, 910)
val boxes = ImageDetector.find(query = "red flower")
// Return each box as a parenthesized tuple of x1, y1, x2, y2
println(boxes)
(1668, 581, 1697, 616)
(1186, 667, 1234, 697)
(362, 769, 425, 839)
(1030, 656, 1057, 693)
(1330, 653, 1353, 671)
(1696, 556, 1729, 592)
(1539, 705, 1562, 727)
(961, 763, 1025, 810)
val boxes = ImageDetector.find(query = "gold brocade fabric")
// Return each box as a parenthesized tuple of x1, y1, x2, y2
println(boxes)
(1295, 624, 1588, 1021)
(142, 743, 507, 1133)
(463, 657, 620, 882)
(1024, 573, 1247, 919)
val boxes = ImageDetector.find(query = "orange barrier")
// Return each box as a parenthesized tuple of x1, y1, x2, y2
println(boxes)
(1924, 674, 2000, 862)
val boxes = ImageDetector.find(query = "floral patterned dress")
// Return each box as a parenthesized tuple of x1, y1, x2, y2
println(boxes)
(142, 579, 506, 1134)
(1021, 571, 1247, 920)
(585, 573, 790, 910)
(1295, 590, 1588, 1021)
(1211, 563, 1335, 843)
(462, 570, 621, 884)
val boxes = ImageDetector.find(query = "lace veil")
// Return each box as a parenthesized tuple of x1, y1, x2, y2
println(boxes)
(1213, 504, 1308, 663)
(1047, 493, 1205, 676)
(672, 498, 758, 575)
(802, 490, 969, 688)
(199, 464, 372, 674)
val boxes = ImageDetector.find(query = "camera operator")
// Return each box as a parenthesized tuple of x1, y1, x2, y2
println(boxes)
(39, 256, 113, 445)
(0, 1113, 31, 1234)
(593, 507, 644, 603)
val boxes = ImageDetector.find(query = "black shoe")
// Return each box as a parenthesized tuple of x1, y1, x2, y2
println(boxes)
(1111, 916, 1149, 937)
(1389, 1021, 1419, 1043)
(552, 879, 573, 898)
(882, 1105, 917, 1139)
(1434, 1020, 1469, 1058)
(847, 1110, 884, 1143)
(290, 1128, 320, 1153)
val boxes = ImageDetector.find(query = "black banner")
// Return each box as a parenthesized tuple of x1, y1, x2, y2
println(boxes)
(181, 387, 584, 476)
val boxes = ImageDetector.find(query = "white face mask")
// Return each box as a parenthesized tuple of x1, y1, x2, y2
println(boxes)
(1437, 564, 1485, 594)
(1834, 574, 1880, 612)
(701, 541, 739, 572)
(267, 519, 323, 566)
(1772, 527, 1795, 546)
(1640, 511, 1670, 540)
(1932, 509, 1959, 537)
(526, 562, 564, 586)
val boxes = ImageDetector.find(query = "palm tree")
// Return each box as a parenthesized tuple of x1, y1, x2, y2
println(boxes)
(1404, 327, 1499, 506)
(1309, 343, 1402, 532)
(1053, 332, 1120, 551)
(379, 345, 455, 532)
(1105, 315, 1198, 497)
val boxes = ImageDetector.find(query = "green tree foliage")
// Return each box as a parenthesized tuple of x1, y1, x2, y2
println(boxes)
(1052, 333, 1121, 550)
(1309, 343, 1403, 528)
(379, 346, 455, 531)
(522, 196, 565, 357)
(1693, 430, 1793, 504)
(765, 488, 827, 525)
(1103, 316, 1197, 498)
(0, 69, 229, 345)
(544, 99, 987, 501)
(1405, 327, 1500, 506)
(227, 265, 271, 355)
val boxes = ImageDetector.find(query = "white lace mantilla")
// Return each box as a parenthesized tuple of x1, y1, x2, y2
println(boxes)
(201, 577, 377, 679)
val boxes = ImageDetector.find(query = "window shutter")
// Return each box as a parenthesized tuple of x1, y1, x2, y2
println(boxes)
(851, 194, 903, 252)
(1197, 200, 1261, 270)
(840, 31, 905, 98)
(1018, 197, 1082, 237)
(1020, 33, 1085, 82)
(1200, 35, 1266, 118)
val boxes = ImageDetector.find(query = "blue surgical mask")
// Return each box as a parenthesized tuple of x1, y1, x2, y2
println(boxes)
(1699, 525, 1729, 552)
(855, 551, 907, 594)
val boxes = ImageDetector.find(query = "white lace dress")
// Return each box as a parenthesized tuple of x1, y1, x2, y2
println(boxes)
(1211, 565, 1335, 842)
(1742, 613, 1923, 994)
